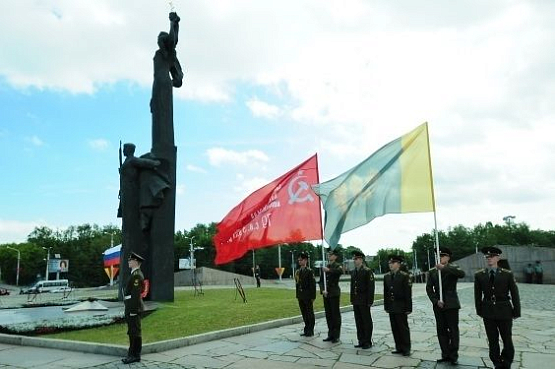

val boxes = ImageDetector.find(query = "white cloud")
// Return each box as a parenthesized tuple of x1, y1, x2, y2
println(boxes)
(246, 98, 282, 119)
(176, 184, 186, 195)
(25, 135, 44, 146)
(186, 164, 207, 174)
(233, 175, 269, 197)
(0, 219, 46, 244)
(88, 139, 109, 151)
(207, 147, 269, 167)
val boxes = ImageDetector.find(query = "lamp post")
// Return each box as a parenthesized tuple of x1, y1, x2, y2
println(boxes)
(6, 246, 20, 286)
(42, 247, 51, 281)
(188, 236, 196, 269)
(104, 231, 115, 248)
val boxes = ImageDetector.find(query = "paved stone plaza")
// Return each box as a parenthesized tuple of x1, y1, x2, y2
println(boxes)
(0, 283, 553, 368)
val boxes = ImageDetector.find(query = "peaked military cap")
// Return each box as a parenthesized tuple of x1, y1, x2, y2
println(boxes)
(481, 246, 502, 257)
(437, 247, 452, 257)
(298, 251, 309, 260)
(352, 251, 365, 259)
(388, 254, 404, 263)
(327, 248, 340, 256)
(128, 252, 145, 262)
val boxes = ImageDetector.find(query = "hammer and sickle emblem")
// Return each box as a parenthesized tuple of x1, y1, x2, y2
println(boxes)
(288, 170, 314, 204)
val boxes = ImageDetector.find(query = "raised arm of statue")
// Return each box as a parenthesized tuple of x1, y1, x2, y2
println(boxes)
(169, 12, 180, 47)
(168, 12, 183, 88)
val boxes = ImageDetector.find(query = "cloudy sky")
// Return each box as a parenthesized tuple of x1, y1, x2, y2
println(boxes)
(1, 0, 554, 257)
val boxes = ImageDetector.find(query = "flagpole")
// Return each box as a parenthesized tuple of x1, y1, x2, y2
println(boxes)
(278, 245, 282, 282)
(425, 122, 443, 302)
(315, 153, 328, 294)
(252, 249, 256, 286)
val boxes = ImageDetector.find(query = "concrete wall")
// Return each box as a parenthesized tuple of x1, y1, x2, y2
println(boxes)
(174, 267, 258, 287)
(454, 245, 555, 284)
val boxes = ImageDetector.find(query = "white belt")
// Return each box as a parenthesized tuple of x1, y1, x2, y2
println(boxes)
(124, 295, 132, 300)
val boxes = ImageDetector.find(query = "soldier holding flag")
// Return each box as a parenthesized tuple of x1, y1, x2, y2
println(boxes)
(426, 246, 465, 365)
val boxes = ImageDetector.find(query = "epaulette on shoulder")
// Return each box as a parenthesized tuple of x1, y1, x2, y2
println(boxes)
(475, 268, 486, 274)
(500, 268, 513, 273)
(399, 270, 409, 276)
(450, 263, 460, 267)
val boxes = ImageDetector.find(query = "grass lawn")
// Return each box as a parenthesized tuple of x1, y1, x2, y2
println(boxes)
(46, 288, 381, 345)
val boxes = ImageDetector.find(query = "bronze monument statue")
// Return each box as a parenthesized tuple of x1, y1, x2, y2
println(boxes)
(118, 12, 183, 301)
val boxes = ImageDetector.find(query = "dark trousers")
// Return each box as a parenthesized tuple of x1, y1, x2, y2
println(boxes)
(535, 273, 543, 284)
(324, 295, 342, 339)
(298, 299, 315, 334)
(256, 277, 261, 287)
(525, 274, 533, 283)
(353, 304, 373, 345)
(126, 314, 142, 358)
(434, 308, 460, 361)
(484, 318, 514, 368)
(389, 313, 410, 353)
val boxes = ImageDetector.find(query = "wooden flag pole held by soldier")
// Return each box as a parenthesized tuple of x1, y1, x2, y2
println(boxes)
(426, 127, 443, 302)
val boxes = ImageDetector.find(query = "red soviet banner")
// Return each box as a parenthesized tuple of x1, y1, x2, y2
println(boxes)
(214, 154, 322, 265)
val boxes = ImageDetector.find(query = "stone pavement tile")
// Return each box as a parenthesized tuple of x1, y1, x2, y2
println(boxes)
(371, 355, 421, 368)
(284, 347, 319, 358)
(143, 352, 181, 363)
(156, 339, 231, 358)
(337, 352, 380, 366)
(0, 346, 75, 368)
(0, 344, 13, 352)
(171, 354, 229, 369)
(296, 357, 337, 367)
(206, 342, 250, 356)
(89, 360, 191, 369)
(52, 354, 122, 368)
(332, 362, 371, 369)
(234, 349, 269, 359)
(303, 339, 339, 350)
(221, 332, 274, 347)
(210, 353, 245, 363)
(456, 355, 487, 367)
(522, 352, 555, 368)
(254, 340, 300, 354)
(313, 348, 341, 360)
(267, 354, 299, 363)
(224, 358, 300, 369)
(460, 347, 490, 358)
(409, 350, 441, 362)
(460, 337, 488, 348)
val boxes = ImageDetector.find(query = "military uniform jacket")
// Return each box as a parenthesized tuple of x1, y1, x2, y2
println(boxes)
(124, 268, 145, 315)
(350, 266, 375, 305)
(474, 268, 521, 320)
(384, 271, 412, 314)
(295, 267, 316, 300)
(426, 263, 465, 309)
(319, 261, 343, 298)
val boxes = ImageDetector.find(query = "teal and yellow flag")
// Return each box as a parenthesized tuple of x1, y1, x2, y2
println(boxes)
(312, 122, 434, 249)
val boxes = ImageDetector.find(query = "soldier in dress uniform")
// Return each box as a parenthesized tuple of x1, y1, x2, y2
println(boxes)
(295, 251, 316, 337)
(350, 250, 375, 349)
(122, 252, 146, 364)
(320, 248, 343, 343)
(384, 254, 412, 356)
(475, 247, 521, 369)
(426, 246, 465, 365)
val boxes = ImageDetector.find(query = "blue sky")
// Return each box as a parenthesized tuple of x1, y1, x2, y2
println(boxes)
(1, 1, 554, 255)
